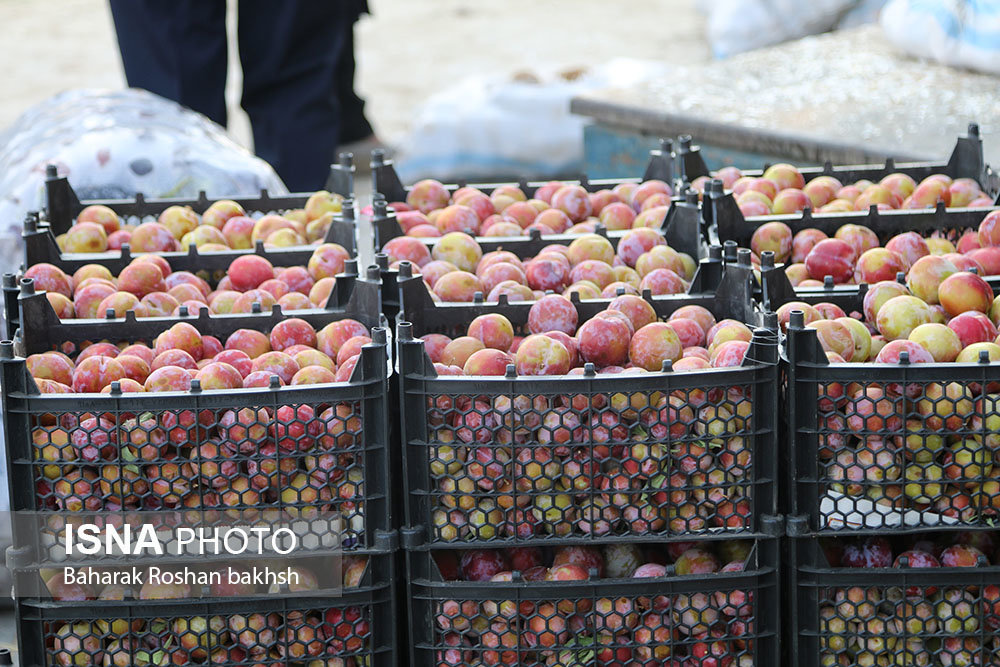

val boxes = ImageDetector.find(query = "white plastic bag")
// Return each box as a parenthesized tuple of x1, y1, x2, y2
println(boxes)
(881, 0, 1000, 74)
(706, 0, 862, 58)
(394, 59, 667, 183)
(0, 88, 286, 272)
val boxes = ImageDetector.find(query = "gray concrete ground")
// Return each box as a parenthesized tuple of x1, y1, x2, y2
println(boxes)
(0, 0, 708, 658)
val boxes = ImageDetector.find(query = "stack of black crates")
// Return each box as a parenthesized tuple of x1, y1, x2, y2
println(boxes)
(2, 161, 400, 667)
(3, 127, 1000, 667)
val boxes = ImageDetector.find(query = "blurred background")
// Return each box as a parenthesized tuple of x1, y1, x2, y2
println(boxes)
(3, 0, 997, 221)
(4, 0, 998, 202)
(0, 0, 709, 156)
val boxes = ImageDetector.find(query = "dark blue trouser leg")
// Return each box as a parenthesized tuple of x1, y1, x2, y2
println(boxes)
(237, 0, 352, 191)
(336, 11, 374, 146)
(109, 0, 228, 127)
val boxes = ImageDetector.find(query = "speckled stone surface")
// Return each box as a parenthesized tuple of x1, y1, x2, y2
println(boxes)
(572, 26, 1000, 163)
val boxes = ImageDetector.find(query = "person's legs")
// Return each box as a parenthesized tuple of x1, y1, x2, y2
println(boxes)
(336, 6, 374, 146)
(237, 1, 349, 191)
(109, 0, 228, 127)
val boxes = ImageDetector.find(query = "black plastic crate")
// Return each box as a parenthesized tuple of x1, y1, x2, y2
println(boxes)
(404, 532, 781, 667)
(789, 533, 1000, 667)
(11, 203, 364, 342)
(40, 154, 356, 237)
(784, 303, 1000, 536)
(11, 548, 397, 667)
(366, 142, 710, 261)
(681, 125, 998, 198)
(373, 198, 706, 327)
(371, 140, 674, 218)
(370, 187, 705, 260)
(755, 251, 1000, 317)
(705, 188, 1000, 258)
(20, 202, 360, 278)
(0, 297, 391, 567)
(4, 261, 381, 355)
(395, 254, 781, 548)
(393, 242, 753, 332)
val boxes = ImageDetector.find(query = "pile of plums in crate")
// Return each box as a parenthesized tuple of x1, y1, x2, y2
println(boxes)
(57, 191, 344, 253)
(751, 211, 1000, 288)
(27, 316, 374, 540)
(24, 245, 351, 320)
(417, 297, 760, 542)
(383, 231, 697, 302)
(694, 164, 993, 218)
(775, 250, 1000, 520)
(392, 178, 674, 238)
